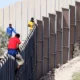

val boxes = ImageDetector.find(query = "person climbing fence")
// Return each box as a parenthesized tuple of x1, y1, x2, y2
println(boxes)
(7, 33, 24, 73)
(28, 17, 37, 32)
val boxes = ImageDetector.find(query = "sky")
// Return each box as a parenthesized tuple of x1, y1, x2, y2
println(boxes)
(0, 0, 21, 8)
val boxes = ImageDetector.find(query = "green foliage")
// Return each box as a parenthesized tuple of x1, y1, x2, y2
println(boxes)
(0, 28, 8, 55)
(72, 72, 80, 80)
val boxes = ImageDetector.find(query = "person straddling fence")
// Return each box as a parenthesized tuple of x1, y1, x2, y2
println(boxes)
(6, 24, 17, 39)
(7, 33, 24, 73)
(28, 17, 36, 32)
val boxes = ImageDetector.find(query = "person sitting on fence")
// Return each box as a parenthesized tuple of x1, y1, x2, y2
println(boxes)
(28, 17, 36, 32)
(7, 33, 24, 73)
(6, 24, 17, 39)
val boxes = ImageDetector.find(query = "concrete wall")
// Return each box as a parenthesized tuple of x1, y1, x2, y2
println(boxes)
(10, 4, 16, 36)
(22, 0, 28, 40)
(15, 2, 22, 39)
(35, 0, 41, 20)
(0, 9, 3, 29)
(4, 6, 9, 31)
(0, 0, 80, 40)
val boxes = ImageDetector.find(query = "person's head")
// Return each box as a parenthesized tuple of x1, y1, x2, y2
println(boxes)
(30, 17, 34, 22)
(15, 33, 20, 38)
(9, 24, 12, 28)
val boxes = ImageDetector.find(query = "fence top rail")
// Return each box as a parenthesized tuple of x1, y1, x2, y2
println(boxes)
(0, 54, 15, 69)
(20, 26, 36, 50)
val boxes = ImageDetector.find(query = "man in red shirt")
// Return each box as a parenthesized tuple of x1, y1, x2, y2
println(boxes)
(8, 33, 21, 56)
(8, 33, 24, 73)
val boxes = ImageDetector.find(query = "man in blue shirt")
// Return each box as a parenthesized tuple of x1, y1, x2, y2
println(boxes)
(6, 24, 17, 39)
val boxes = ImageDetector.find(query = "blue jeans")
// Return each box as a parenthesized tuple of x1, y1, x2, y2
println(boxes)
(8, 49, 18, 57)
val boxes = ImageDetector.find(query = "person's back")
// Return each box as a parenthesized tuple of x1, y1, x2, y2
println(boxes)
(8, 34, 21, 56)
(8, 37, 21, 49)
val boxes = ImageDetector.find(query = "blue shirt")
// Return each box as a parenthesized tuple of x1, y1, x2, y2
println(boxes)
(6, 27, 16, 36)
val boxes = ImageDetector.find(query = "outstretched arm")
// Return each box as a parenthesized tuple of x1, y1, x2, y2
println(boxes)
(12, 28, 17, 34)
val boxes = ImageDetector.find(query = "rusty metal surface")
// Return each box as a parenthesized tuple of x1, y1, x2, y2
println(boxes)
(49, 14, 55, 33)
(62, 8, 69, 64)
(69, 5, 75, 59)
(43, 17, 49, 75)
(76, 2, 80, 41)
(34, 27, 37, 80)
(49, 14, 56, 69)
(56, 11, 62, 65)
(36, 20, 43, 79)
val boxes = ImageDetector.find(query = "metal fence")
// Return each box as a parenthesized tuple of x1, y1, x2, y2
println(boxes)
(0, 55, 15, 80)
(0, 27, 37, 80)
(34, 2, 78, 79)
(0, 1, 80, 80)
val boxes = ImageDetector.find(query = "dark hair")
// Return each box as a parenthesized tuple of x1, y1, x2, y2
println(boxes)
(15, 33, 20, 38)
(9, 24, 12, 27)
(31, 17, 34, 22)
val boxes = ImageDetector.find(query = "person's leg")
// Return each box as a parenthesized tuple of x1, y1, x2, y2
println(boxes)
(16, 53, 24, 68)
(8, 49, 19, 74)
(15, 53, 24, 74)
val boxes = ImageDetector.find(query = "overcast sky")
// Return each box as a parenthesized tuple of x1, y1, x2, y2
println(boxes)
(0, 0, 22, 8)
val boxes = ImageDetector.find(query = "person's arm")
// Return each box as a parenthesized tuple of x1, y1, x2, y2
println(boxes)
(17, 39, 21, 52)
(12, 28, 17, 34)
(28, 22, 31, 27)
(17, 44, 21, 52)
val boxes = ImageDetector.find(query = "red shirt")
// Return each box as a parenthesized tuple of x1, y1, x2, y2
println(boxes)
(8, 37, 21, 49)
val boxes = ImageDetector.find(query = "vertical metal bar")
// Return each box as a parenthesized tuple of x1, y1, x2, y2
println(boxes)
(61, 9, 63, 64)
(42, 23, 44, 78)
(43, 17, 49, 75)
(48, 17, 50, 71)
(62, 8, 69, 64)
(36, 20, 44, 79)
(76, 2, 80, 41)
(49, 14, 55, 68)
(35, 28, 37, 80)
(68, 7, 70, 61)
(56, 11, 62, 66)
(75, 2, 77, 43)
(69, 5, 75, 59)
(54, 34, 56, 68)
(54, 13, 57, 68)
